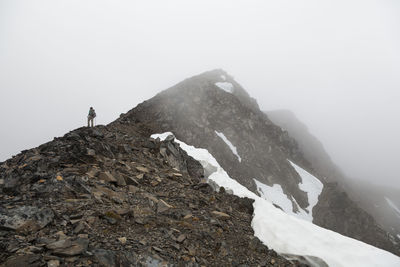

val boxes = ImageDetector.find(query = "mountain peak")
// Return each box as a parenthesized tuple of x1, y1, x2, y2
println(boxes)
(117, 71, 400, 257)
(154, 69, 260, 113)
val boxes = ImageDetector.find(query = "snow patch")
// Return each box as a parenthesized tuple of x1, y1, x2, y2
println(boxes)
(289, 161, 323, 220)
(215, 82, 234, 93)
(215, 131, 241, 162)
(255, 179, 314, 222)
(151, 132, 400, 267)
(385, 197, 400, 216)
(254, 180, 293, 213)
(221, 75, 226, 81)
(254, 160, 323, 222)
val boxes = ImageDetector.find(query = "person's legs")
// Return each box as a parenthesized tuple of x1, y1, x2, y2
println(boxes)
(90, 118, 94, 127)
(87, 117, 90, 127)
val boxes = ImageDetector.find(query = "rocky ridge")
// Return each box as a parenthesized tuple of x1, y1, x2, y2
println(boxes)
(0, 125, 307, 266)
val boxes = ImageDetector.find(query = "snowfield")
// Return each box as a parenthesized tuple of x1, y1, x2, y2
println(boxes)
(151, 132, 400, 267)
(215, 82, 234, 93)
(215, 131, 241, 162)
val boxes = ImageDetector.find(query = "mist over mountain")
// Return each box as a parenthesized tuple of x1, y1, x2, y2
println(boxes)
(266, 109, 400, 239)
(1, 0, 400, 266)
(2, 69, 400, 266)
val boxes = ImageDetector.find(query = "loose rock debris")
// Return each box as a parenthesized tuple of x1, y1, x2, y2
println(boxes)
(0, 126, 307, 266)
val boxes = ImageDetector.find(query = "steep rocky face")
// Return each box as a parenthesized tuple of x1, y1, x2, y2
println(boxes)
(117, 69, 399, 256)
(119, 70, 312, 211)
(0, 125, 306, 266)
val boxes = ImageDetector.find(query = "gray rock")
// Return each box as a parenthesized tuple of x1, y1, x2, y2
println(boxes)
(2, 254, 42, 267)
(128, 185, 139, 193)
(176, 234, 186, 243)
(73, 221, 87, 234)
(91, 128, 104, 138)
(98, 172, 117, 183)
(207, 179, 220, 192)
(283, 254, 329, 267)
(3, 176, 21, 190)
(103, 210, 122, 225)
(47, 259, 60, 267)
(87, 148, 96, 156)
(125, 176, 139, 186)
(157, 199, 173, 213)
(136, 166, 150, 173)
(113, 172, 126, 186)
(46, 238, 89, 256)
(0, 206, 54, 233)
(92, 249, 116, 267)
(211, 211, 230, 220)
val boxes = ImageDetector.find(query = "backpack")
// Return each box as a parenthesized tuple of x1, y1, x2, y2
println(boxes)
(89, 109, 96, 118)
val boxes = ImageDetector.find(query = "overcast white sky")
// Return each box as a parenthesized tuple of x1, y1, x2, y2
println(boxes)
(1, 0, 399, 187)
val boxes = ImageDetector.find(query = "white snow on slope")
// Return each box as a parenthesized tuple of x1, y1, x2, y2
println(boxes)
(254, 180, 294, 213)
(215, 82, 234, 93)
(289, 161, 324, 220)
(215, 131, 241, 162)
(151, 132, 400, 267)
(385, 197, 400, 217)
(221, 75, 226, 81)
(254, 161, 323, 222)
(254, 179, 312, 221)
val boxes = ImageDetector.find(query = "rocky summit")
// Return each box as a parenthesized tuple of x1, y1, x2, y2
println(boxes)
(0, 126, 308, 266)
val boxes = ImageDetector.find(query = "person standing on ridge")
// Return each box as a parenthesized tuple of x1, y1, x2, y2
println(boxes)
(87, 107, 96, 127)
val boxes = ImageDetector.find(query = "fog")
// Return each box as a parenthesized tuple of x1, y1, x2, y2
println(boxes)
(1, 0, 399, 188)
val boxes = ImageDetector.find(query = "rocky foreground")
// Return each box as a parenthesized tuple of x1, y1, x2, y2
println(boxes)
(0, 125, 307, 266)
